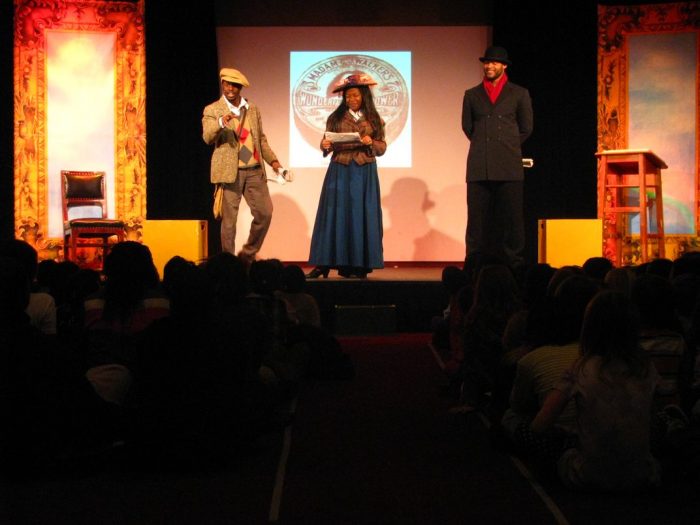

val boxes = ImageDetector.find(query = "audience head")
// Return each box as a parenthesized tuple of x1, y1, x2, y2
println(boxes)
(579, 290, 647, 376)
(162, 256, 195, 297)
(103, 241, 159, 287)
(202, 252, 249, 300)
(101, 241, 160, 321)
(603, 266, 635, 297)
(645, 257, 673, 280)
(44, 260, 81, 304)
(463, 252, 507, 284)
(65, 268, 101, 302)
(0, 239, 39, 281)
(631, 273, 681, 331)
(671, 272, 700, 320)
(552, 274, 599, 344)
(671, 251, 700, 279)
(582, 257, 613, 284)
(36, 259, 58, 291)
(163, 261, 213, 321)
(470, 263, 520, 318)
(522, 263, 556, 307)
(249, 259, 284, 295)
(282, 264, 307, 293)
(0, 256, 31, 315)
(442, 265, 470, 295)
(546, 265, 583, 297)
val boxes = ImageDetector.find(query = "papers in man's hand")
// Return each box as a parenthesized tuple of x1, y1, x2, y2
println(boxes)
(325, 131, 362, 144)
(267, 168, 294, 185)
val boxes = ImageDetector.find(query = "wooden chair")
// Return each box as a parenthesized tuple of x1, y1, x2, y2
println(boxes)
(61, 170, 125, 266)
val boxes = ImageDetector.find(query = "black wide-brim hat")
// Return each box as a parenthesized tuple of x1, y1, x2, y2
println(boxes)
(479, 46, 511, 66)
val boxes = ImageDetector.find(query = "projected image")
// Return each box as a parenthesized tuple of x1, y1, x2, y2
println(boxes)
(290, 51, 411, 167)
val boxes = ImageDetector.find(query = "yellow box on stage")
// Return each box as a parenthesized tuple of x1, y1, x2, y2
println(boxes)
(538, 219, 602, 268)
(141, 220, 208, 278)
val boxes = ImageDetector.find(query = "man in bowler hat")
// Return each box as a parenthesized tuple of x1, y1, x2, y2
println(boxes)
(462, 46, 533, 275)
(202, 67, 284, 262)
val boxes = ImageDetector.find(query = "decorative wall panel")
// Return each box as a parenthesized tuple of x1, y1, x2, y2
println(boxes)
(14, 0, 146, 263)
(598, 2, 700, 265)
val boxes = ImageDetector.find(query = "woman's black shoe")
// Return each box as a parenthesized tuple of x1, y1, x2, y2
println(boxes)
(354, 268, 368, 279)
(338, 268, 353, 278)
(306, 266, 329, 279)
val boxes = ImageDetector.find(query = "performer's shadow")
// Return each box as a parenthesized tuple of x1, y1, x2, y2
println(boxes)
(382, 177, 464, 260)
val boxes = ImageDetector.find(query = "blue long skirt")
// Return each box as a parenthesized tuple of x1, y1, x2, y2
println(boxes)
(308, 160, 384, 269)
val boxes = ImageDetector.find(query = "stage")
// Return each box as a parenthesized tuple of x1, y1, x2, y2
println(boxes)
(299, 265, 448, 335)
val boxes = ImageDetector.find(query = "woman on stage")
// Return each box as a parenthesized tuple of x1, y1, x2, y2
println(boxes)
(306, 73, 386, 279)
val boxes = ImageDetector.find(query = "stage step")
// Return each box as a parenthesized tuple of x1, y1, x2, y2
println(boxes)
(305, 276, 447, 335)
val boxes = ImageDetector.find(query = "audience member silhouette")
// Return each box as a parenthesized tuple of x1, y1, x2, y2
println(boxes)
(277, 264, 322, 328)
(582, 256, 613, 285)
(0, 256, 113, 472)
(645, 257, 673, 280)
(83, 241, 169, 405)
(126, 259, 277, 469)
(603, 266, 635, 297)
(432, 265, 471, 372)
(0, 239, 57, 335)
(532, 290, 660, 491)
(457, 263, 522, 410)
(503, 274, 599, 456)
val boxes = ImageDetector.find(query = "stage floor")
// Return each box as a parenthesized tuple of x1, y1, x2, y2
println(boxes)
(299, 265, 445, 282)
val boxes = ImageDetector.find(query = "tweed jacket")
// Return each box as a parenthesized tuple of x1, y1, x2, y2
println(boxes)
(202, 97, 279, 184)
(461, 81, 533, 182)
(321, 112, 387, 165)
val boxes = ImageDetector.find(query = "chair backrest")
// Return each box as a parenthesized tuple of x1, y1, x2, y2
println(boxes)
(61, 170, 108, 221)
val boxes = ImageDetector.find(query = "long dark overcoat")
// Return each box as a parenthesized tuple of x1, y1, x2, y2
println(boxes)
(461, 81, 533, 182)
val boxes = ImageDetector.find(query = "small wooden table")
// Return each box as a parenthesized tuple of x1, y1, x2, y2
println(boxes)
(596, 149, 667, 266)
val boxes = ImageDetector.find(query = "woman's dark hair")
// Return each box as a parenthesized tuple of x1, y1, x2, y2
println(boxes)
(578, 290, 649, 379)
(326, 85, 385, 140)
(282, 264, 307, 293)
(101, 241, 160, 324)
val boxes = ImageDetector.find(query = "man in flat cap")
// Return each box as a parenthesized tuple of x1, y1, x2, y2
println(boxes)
(202, 67, 284, 261)
(461, 46, 533, 276)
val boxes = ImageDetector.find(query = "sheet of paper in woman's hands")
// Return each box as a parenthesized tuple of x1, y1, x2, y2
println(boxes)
(325, 131, 362, 143)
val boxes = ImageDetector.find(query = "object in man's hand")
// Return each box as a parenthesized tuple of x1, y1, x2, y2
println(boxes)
(268, 168, 294, 185)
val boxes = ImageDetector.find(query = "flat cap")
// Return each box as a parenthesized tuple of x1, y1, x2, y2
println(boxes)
(219, 68, 250, 87)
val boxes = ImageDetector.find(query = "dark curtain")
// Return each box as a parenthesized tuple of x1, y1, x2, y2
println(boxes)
(493, 0, 599, 264)
(145, 0, 220, 253)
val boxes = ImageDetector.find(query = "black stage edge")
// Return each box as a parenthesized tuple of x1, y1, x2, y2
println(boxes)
(304, 268, 447, 335)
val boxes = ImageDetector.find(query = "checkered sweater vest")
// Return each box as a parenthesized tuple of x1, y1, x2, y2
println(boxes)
(235, 114, 259, 168)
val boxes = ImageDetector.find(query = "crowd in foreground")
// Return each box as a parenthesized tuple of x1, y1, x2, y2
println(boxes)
(3, 237, 700, 494)
(432, 254, 700, 492)
(0, 239, 351, 475)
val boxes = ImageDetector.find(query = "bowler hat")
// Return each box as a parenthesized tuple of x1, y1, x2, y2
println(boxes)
(479, 46, 511, 66)
(332, 73, 378, 93)
(219, 68, 250, 87)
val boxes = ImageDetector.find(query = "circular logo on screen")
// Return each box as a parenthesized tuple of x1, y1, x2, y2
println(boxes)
(292, 54, 409, 149)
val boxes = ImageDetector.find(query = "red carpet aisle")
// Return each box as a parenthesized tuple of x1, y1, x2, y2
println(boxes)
(276, 333, 556, 524)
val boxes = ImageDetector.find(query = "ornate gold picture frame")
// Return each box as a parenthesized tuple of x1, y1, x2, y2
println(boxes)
(13, 0, 146, 261)
(598, 2, 700, 264)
